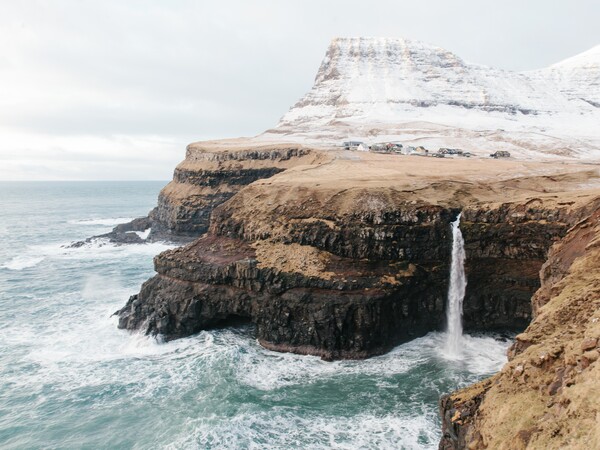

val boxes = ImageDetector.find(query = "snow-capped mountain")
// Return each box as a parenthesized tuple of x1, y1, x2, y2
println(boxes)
(531, 44, 600, 107)
(262, 37, 600, 159)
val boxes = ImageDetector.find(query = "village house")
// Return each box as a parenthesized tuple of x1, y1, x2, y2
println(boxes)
(490, 150, 511, 158)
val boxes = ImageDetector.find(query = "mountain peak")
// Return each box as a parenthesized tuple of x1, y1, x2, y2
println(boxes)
(316, 37, 464, 84)
(549, 44, 600, 69)
(328, 36, 433, 48)
(265, 37, 600, 160)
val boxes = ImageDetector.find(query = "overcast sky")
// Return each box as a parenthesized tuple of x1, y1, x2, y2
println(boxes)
(1, 0, 598, 180)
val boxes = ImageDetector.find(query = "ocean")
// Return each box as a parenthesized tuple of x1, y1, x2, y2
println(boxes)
(0, 181, 510, 449)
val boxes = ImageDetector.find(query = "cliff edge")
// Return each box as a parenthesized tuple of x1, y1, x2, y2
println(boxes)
(74, 140, 329, 245)
(116, 149, 600, 362)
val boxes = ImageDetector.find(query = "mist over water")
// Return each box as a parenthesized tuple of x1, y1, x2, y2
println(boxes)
(0, 182, 510, 449)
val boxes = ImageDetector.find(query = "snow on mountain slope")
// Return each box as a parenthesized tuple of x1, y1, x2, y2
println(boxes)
(532, 44, 600, 107)
(261, 37, 600, 160)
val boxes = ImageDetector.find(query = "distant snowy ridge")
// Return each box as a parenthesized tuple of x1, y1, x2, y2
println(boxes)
(262, 37, 600, 160)
(532, 44, 600, 107)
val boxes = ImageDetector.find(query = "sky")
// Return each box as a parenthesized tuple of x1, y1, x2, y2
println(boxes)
(0, 0, 598, 180)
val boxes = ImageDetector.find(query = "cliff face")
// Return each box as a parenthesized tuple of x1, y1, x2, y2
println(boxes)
(87, 142, 325, 244)
(118, 201, 456, 360)
(148, 143, 323, 239)
(440, 204, 600, 450)
(116, 152, 599, 360)
(459, 202, 589, 331)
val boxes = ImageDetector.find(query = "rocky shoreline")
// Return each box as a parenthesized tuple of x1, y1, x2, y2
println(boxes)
(113, 142, 599, 353)
(107, 139, 600, 446)
(116, 192, 583, 360)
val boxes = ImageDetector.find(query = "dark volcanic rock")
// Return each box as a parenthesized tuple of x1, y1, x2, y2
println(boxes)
(439, 378, 493, 450)
(460, 205, 571, 331)
(68, 216, 160, 247)
(116, 233, 448, 359)
(113, 144, 599, 361)
(116, 193, 574, 359)
(72, 144, 320, 246)
(148, 145, 318, 239)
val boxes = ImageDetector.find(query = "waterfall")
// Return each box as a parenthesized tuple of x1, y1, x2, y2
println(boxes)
(445, 213, 467, 357)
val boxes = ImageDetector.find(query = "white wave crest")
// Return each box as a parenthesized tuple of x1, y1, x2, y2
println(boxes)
(133, 228, 151, 240)
(1, 255, 45, 270)
(1, 239, 175, 273)
(52, 238, 176, 258)
(68, 217, 135, 226)
(164, 409, 440, 450)
(231, 331, 509, 391)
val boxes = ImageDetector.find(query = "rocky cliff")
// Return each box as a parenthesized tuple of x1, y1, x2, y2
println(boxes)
(146, 141, 324, 240)
(440, 203, 600, 449)
(81, 141, 326, 245)
(117, 151, 600, 361)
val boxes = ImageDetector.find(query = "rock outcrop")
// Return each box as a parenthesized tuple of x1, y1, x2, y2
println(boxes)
(440, 204, 600, 449)
(117, 151, 600, 361)
(74, 141, 325, 246)
(147, 142, 324, 240)
(117, 198, 458, 359)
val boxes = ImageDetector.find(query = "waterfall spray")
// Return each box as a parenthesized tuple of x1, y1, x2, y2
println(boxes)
(445, 213, 467, 357)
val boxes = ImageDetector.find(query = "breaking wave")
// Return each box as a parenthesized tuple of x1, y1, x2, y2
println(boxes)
(11, 301, 508, 449)
(68, 217, 135, 226)
(133, 228, 151, 240)
(0, 182, 511, 449)
(1, 239, 174, 272)
(1, 255, 45, 271)
(0, 241, 508, 449)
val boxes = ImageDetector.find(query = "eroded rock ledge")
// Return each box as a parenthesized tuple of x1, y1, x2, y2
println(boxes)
(116, 148, 600, 361)
(76, 141, 326, 245)
(149, 143, 325, 239)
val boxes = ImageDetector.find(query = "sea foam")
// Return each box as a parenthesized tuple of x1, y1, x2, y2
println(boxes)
(68, 217, 135, 226)
(1, 255, 45, 270)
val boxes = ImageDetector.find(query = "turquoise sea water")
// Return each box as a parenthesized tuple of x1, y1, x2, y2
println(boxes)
(0, 182, 511, 449)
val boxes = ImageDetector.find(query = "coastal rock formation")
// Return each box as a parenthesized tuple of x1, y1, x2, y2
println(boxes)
(439, 204, 600, 449)
(117, 151, 600, 360)
(147, 141, 324, 239)
(76, 142, 325, 245)
(118, 201, 457, 360)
